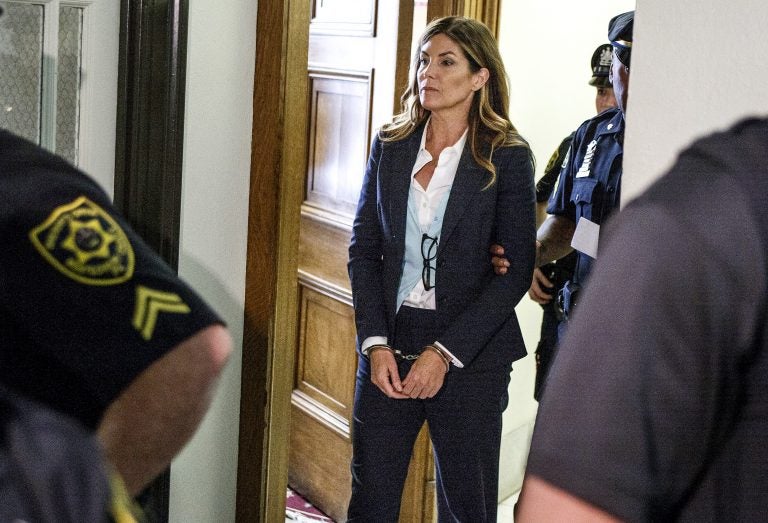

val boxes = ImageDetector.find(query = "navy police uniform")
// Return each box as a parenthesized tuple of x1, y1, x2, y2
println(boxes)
(546, 11, 632, 321)
(0, 129, 222, 429)
(536, 133, 573, 204)
(547, 107, 623, 318)
(533, 134, 576, 400)
(532, 42, 615, 399)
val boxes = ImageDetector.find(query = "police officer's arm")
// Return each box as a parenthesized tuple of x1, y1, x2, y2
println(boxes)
(515, 475, 621, 522)
(535, 214, 575, 267)
(509, 213, 576, 302)
(97, 324, 232, 496)
(489, 207, 576, 274)
(525, 201, 558, 303)
(490, 213, 575, 275)
(535, 200, 549, 229)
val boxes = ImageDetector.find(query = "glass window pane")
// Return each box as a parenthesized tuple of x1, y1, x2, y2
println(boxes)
(0, 2, 44, 144)
(56, 5, 83, 164)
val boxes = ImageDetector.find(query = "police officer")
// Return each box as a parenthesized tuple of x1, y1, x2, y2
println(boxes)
(527, 43, 618, 400)
(0, 126, 232, 496)
(533, 11, 633, 330)
(589, 43, 619, 115)
(0, 112, 231, 501)
(493, 42, 620, 399)
(533, 43, 617, 224)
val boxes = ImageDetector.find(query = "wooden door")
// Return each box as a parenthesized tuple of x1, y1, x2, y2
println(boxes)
(235, 1, 502, 521)
(286, 1, 433, 521)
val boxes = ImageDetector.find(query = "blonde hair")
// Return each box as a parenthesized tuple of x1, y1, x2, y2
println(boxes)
(380, 16, 530, 185)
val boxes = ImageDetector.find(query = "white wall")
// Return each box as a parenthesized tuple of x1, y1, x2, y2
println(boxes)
(169, 2, 257, 521)
(496, 0, 635, 501)
(623, 0, 768, 202)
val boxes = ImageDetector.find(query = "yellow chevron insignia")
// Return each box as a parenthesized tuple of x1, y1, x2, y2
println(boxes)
(132, 285, 190, 341)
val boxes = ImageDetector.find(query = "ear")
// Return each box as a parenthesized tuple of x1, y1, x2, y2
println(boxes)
(473, 67, 490, 91)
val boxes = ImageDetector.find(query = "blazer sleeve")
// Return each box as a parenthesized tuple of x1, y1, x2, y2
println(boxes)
(436, 145, 536, 364)
(348, 136, 389, 350)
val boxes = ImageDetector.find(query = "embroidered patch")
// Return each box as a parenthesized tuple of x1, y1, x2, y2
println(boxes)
(132, 285, 190, 341)
(29, 196, 135, 286)
(544, 148, 561, 174)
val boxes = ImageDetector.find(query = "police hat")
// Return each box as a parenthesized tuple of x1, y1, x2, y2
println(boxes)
(588, 44, 613, 87)
(608, 10, 634, 67)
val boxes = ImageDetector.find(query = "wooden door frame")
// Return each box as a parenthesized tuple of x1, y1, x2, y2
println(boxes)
(235, 0, 309, 521)
(235, 1, 500, 521)
(428, 0, 499, 36)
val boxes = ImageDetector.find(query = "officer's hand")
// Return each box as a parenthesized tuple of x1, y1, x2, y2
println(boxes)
(401, 351, 446, 399)
(370, 349, 409, 399)
(528, 268, 555, 305)
(490, 244, 509, 275)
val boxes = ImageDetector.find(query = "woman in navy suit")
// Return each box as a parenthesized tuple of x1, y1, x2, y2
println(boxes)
(347, 16, 536, 522)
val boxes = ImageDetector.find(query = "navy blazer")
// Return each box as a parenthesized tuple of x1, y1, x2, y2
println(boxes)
(348, 125, 536, 370)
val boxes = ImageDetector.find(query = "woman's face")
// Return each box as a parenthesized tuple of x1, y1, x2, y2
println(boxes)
(417, 33, 488, 118)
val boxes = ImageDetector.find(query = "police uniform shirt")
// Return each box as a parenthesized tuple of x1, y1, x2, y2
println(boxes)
(536, 132, 574, 203)
(0, 130, 223, 429)
(547, 107, 623, 286)
(536, 134, 577, 298)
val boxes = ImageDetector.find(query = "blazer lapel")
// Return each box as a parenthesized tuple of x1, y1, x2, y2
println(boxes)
(386, 128, 423, 250)
(439, 145, 487, 247)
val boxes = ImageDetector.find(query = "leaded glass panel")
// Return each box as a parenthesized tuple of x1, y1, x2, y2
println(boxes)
(0, 2, 44, 143)
(56, 6, 83, 164)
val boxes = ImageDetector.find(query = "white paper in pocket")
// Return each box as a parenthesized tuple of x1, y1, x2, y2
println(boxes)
(571, 217, 600, 259)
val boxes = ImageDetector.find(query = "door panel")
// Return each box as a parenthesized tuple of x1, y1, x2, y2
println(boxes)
(289, 284, 356, 518)
(298, 216, 352, 288)
(295, 285, 357, 419)
(287, 1, 427, 521)
(306, 69, 371, 217)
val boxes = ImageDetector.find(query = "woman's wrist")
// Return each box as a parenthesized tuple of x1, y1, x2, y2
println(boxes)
(366, 344, 394, 359)
(422, 344, 450, 373)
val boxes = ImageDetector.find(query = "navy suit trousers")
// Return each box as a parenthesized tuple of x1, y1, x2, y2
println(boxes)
(347, 306, 510, 522)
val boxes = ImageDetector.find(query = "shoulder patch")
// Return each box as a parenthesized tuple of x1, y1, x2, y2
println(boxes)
(29, 196, 135, 286)
(544, 148, 561, 175)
